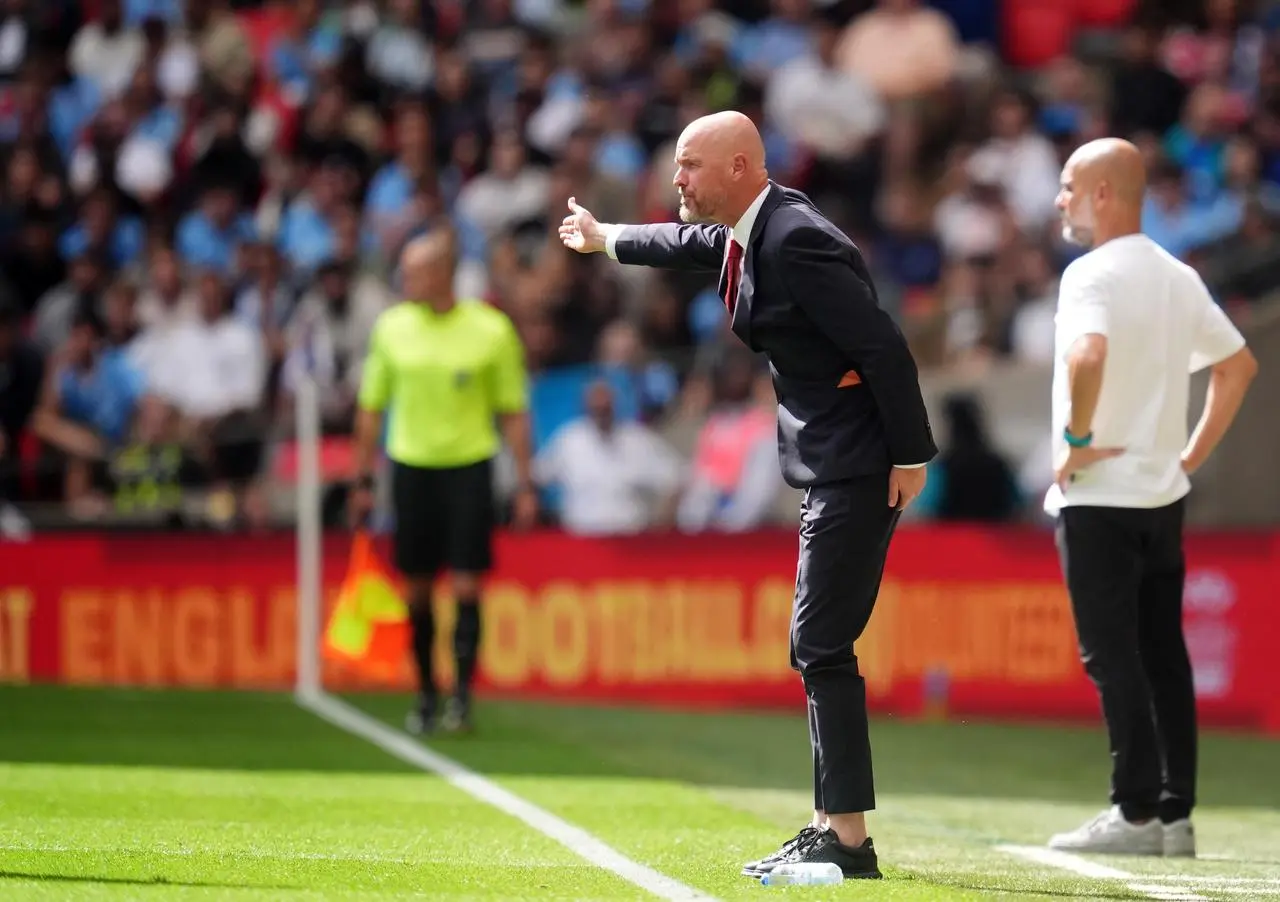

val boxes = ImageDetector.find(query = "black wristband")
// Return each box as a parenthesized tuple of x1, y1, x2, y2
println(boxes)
(355, 473, 375, 490)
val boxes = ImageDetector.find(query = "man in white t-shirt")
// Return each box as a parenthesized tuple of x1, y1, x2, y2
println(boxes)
(1046, 138, 1257, 858)
(533, 380, 684, 536)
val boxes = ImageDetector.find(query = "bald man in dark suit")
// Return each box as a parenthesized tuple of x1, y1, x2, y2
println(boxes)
(561, 111, 937, 881)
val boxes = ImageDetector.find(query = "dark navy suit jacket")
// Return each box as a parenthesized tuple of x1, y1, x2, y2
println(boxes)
(612, 182, 937, 488)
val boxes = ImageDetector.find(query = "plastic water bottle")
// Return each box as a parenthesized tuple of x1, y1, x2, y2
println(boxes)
(759, 862, 843, 886)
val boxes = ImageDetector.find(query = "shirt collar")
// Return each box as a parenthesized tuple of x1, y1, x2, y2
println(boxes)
(731, 183, 772, 247)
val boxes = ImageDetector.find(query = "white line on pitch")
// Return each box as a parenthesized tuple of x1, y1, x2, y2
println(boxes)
(1172, 889, 1280, 897)
(0, 843, 415, 864)
(996, 845, 1211, 902)
(297, 689, 718, 902)
(1166, 878, 1280, 886)
(1197, 854, 1280, 866)
(995, 845, 1134, 879)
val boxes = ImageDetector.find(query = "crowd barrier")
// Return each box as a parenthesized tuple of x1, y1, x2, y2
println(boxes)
(0, 528, 1276, 732)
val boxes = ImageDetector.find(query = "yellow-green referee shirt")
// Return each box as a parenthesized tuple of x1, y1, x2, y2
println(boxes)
(357, 300, 529, 468)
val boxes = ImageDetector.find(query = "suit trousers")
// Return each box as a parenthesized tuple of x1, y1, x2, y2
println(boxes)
(790, 473, 900, 815)
(1055, 500, 1197, 823)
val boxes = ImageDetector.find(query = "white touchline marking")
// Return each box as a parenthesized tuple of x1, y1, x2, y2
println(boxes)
(996, 845, 1211, 902)
(995, 845, 1135, 880)
(1197, 855, 1280, 866)
(0, 843, 414, 864)
(297, 690, 718, 902)
(1128, 884, 1213, 902)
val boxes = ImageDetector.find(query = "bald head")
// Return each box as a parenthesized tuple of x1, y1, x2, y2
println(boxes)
(679, 111, 766, 172)
(1066, 138, 1146, 205)
(400, 228, 457, 307)
(672, 110, 769, 227)
(402, 229, 455, 271)
(1057, 138, 1147, 248)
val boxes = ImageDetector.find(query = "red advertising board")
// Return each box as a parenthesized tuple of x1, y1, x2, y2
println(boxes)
(0, 528, 1276, 731)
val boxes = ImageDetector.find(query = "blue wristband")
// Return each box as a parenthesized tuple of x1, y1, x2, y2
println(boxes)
(1064, 427, 1093, 448)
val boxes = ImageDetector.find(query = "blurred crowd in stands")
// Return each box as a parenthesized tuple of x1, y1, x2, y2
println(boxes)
(0, 0, 1278, 539)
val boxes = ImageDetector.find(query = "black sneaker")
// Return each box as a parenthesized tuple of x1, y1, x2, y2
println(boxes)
(404, 693, 439, 736)
(440, 695, 473, 734)
(741, 825, 822, 878)
(780, 828, 882, 879)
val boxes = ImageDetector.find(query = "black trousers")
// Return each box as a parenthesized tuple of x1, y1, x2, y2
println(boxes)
(790, 473, 901, 815)
(1056, 500, 1197, 823)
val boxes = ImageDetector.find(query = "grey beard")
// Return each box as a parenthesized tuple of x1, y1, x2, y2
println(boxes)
(678, 200, 714, 224)
(1062, 223, 1093, 247)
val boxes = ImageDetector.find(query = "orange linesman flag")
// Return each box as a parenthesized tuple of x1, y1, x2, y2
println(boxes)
(323, 531, 408, 680)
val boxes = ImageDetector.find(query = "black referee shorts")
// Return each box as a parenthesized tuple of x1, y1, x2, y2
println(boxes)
(390, 458, 495, 579)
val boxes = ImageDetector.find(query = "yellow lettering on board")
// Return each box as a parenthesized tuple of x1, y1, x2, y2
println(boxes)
(60, 591, 108, 684)
(482, 584, 530, 688)
(541, 582, 587, 686)
(0, 590, 33, 682)
(113, 591, 165, 685)
(171, 588, 221, 685)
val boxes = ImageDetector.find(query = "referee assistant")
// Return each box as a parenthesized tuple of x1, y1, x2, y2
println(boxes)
(350, 230, 537, 735)
(1046, 138, 1257, 857)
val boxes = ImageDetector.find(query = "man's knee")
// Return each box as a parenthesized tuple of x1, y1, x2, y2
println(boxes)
(407, 577, 434, 612)
(1081, 644, 1147, 688)
(791, 628, 858, 679)
(451, 571, 482, 601)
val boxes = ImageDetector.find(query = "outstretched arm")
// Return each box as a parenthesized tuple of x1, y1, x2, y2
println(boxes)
(560, 197, 726, 272)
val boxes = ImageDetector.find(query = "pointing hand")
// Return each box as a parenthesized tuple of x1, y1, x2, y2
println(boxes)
(559, 197, 605, 254)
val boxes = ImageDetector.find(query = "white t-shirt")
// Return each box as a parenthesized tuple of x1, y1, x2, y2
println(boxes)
(533, 419, 684, 536)
(1044, 234, 1245, 514)
(155, 317, 266, 420)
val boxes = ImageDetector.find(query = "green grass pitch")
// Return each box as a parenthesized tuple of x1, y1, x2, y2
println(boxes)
(1, 685, 1278, 900)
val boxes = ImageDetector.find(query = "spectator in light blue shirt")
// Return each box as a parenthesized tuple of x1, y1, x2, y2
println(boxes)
(60, 222, 143, 272)
(47, 75, 102, 161)
(31, 306, 148, 515)
(124, 65, 183, 154)
(124, 0, 181, 27)
(730, 0, 813, 79)
(365, 0, 434, 95)
(364, 159, 417, 224)
(672, 9, 741, 66)
(595, 129, 647, 182)
(278, 180, 342, 275)
(59, 188, 145, 270)
(269, 0, 343, 102)
(363, 105, 435, 259)
(175, 184, 257, 275)
(47, 308, 146, 449)
(1143, 161, 1244, 259)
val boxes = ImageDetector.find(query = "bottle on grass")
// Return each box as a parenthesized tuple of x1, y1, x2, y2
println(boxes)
(759, 862, 843, 886)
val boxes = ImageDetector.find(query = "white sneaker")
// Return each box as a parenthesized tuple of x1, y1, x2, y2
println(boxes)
(1162, 819, 1195, 857)
(1048, 806, 1163, 855)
